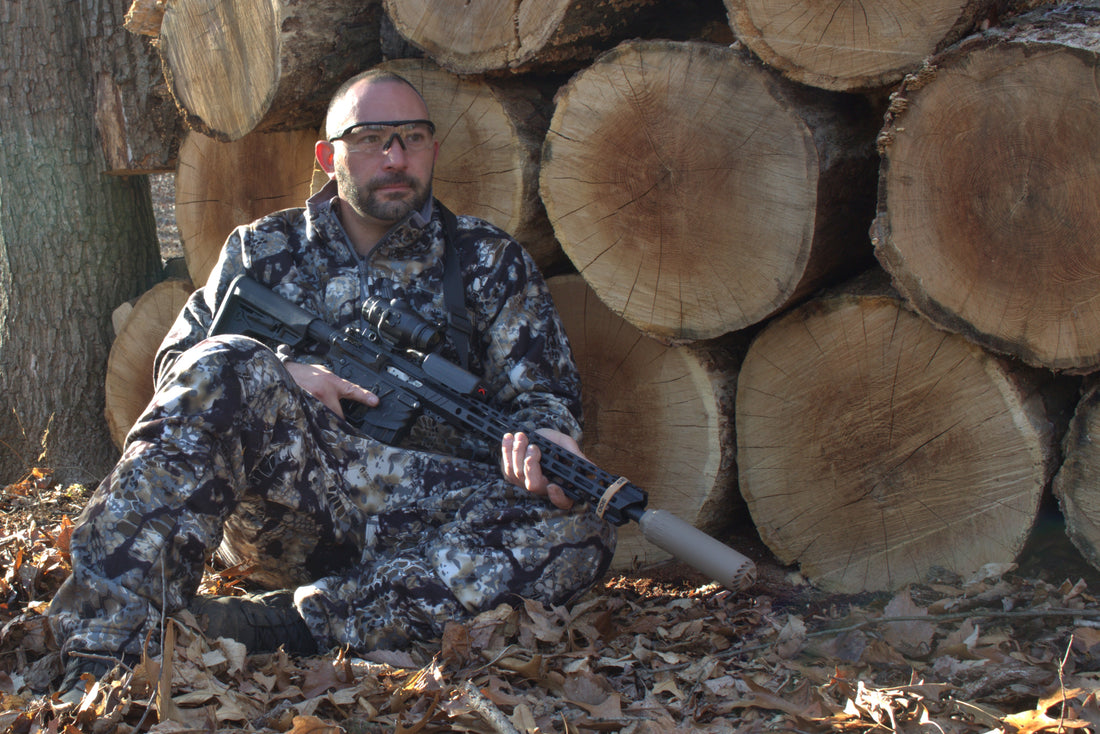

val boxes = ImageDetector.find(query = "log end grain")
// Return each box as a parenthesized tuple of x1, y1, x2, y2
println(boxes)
(874, 14, 1100, 372)
(736, 285, 1052, 593)
(175, 129, 318, 288)
(549, 274, 742, 571)
(723, 0, 993, 91)
(105, 280, 195, 449)
(542, 40, 874, 342)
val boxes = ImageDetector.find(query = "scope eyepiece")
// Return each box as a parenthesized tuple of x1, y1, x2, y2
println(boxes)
(362, 296, 444, 352)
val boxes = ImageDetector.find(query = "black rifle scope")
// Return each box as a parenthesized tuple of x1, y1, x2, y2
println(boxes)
(362, 297, 444, 352)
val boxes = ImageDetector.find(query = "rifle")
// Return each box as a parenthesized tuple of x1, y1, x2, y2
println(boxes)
(209, 275, 756, 591)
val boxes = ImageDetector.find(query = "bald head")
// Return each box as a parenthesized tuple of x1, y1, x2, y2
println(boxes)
(324, 70, 430, 141)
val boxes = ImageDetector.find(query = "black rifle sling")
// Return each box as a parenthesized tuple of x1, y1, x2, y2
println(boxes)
(438, 202, 474, 368)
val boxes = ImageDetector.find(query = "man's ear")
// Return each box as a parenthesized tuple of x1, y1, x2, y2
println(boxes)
(315, 140, 336, 178)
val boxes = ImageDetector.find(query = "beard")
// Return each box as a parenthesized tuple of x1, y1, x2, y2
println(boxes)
(336, 168, 433, 224)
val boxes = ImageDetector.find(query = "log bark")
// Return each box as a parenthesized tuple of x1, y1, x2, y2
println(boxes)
(722, 0, 1004, 92)
(540, 40, 878, 343)
(735, 271, 1070, 594)
(105, 279, 195, 449)
(383, 0, 729, 75)
(1053, 376, 1100, 574)
(548, 274, 743, 571)
(175, 129, 319, 288)
(90, 3, 183, 172)
(377, 58, 562, 270)
(158, 0, 383, 141)
(872, 4, 1100, 372)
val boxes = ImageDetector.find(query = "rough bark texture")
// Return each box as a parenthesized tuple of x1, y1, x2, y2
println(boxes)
(541, 40, 878, 343)
(384, 0, 731, 75)
(104, 279, 194, 449)
(159, 0, 384, 141)
(723, 0, 1007, 91)
(91, 0, 183, 172)
(378, 58, 562, 270)
(176, 129, 319, 288)
(0, 0, 163, 485)
(872, 4, 1100, 372)
(735, 271, 1072, 593)
(548, 274, 744, 570)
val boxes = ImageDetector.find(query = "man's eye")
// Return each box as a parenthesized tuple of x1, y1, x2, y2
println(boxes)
(406, 132, 427, 144)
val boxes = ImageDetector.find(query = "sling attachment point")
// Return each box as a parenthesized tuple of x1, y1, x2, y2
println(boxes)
(597, 476, 631, 519)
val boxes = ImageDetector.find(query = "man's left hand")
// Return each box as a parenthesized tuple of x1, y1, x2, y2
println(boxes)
(501, 430, 582, 510)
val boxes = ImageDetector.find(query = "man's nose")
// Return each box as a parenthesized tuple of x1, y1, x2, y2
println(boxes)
(381, 135, 408, 166)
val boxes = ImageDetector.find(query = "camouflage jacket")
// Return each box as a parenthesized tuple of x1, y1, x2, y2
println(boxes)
(156, 184, 583, 448)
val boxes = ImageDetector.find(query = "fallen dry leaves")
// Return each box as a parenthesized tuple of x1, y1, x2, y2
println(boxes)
(3, 470, 1100, 732)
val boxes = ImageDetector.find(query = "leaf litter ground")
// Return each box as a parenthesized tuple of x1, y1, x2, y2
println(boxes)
(4, 470, 1100, 733)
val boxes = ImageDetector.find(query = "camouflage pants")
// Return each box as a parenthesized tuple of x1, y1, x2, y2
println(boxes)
(49, 336, 615, 658)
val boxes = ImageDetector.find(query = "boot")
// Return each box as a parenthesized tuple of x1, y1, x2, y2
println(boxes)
(57, 654, 132, 705)
(189, 589, 318, 655)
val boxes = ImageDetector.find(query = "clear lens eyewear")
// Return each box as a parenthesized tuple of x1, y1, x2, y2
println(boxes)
(330, 119, 436, 155)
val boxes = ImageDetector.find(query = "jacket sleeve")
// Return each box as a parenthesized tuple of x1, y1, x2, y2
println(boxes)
(152, 229, 250, 384)
(469, 234, 584, 441)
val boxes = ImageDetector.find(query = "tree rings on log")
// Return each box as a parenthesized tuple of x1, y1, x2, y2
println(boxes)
(105, 279, 195, 449)
(175, 129, 318, 288)
(548, 274, 742, 571)
(541, 40, 877, 342)
(723, 0, 997, 91)
(376, 59, 561, 270)
(159, 0, 382, 141)
(735, 274, 1062, 593)
(873, 5, 1100, 372)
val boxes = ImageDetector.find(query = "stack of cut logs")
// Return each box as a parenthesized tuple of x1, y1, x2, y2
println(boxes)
(106, 0, 1100, 592)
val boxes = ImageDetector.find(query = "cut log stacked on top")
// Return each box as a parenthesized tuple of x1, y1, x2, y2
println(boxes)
(548, 274, 744, 570)
(104, 0, 1100, 588)
(722, 0, 1004, 92)
(540, 40, 879, 343)
(383, 0, 730, 75)
(873, 4, 1100, 373)
(158, 0, 384, 141)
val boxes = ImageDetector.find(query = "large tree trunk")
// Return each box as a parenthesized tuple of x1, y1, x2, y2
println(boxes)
(548, 274, 743, 570)
(175, 129, 319, 288)
(872, 4, 1100, 372)
(383, 0, 728, 75)
(540, 40, 878, 343)
(722, 0, 1004, 91)
(735, 272, 1072, 593)
(0, 0, 163, 485)
(158, 0, 383, 141)
(379, 59, 562, 270)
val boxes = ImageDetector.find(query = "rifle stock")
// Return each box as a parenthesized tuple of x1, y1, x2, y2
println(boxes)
(209, 275, 756, 592)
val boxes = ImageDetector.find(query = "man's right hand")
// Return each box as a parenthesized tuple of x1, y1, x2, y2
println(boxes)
(284, 362, 378, 419)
